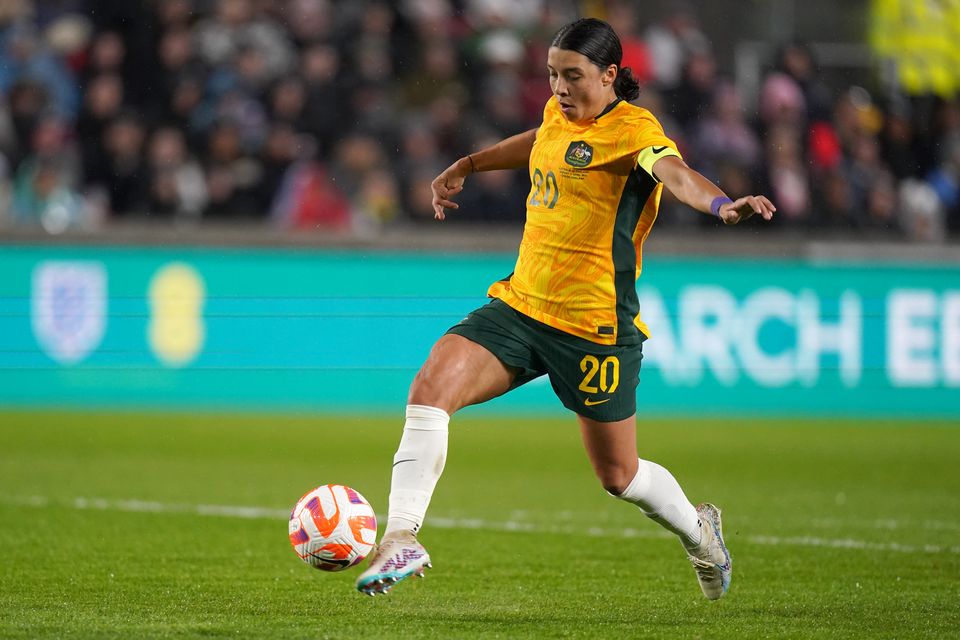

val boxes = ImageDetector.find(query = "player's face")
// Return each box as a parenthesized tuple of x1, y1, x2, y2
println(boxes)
(547, 47, 618, 123)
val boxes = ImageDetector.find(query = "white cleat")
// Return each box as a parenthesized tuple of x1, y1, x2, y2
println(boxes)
(686, 503, 732, 600)
(356, 530, 431, 596)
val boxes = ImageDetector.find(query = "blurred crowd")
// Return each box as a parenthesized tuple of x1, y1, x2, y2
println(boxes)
(1, 0, 958, 240)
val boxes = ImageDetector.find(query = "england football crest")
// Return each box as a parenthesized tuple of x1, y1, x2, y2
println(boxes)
(564, 141, 594, 168)
(32, 261, 107, 364)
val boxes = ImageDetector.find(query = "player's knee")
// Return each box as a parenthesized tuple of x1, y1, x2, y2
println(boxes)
(408, 367, 461, 414)
(408, 368, 442, 403)
(597, 465, 634, 497)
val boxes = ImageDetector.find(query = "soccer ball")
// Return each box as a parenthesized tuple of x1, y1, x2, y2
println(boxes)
(288, 484, 378, 571)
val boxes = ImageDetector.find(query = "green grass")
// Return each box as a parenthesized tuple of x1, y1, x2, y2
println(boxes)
(1, 410, 958, 639)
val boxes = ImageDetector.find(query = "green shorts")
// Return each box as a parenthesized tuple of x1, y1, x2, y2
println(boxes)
(446, 298, 643, 422)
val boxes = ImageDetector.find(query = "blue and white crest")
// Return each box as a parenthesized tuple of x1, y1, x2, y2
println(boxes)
(32, 261, 107, 364)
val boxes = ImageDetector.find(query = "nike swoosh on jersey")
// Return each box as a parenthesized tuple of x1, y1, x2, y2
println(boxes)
(393, 458, 417, 467)
(652, 146, 668, 153)
(584, 398, 610, 406)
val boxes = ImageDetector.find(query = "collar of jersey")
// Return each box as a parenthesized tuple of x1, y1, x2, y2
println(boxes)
(556, 98, 623, 130)
(595, 98, 623, 119)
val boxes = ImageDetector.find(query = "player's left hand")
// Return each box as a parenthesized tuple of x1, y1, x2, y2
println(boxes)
(719, 195, 776, 225)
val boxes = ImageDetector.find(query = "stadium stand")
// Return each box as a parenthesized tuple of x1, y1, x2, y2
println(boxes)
(0, 0, 957, 241)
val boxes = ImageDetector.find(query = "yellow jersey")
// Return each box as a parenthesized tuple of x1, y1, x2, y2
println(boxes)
(488, 97, 681, 345)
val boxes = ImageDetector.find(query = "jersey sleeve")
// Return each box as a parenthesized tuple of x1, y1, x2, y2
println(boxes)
(630, 109, 682, 182)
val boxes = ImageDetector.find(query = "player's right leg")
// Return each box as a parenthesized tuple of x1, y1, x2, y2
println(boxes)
(356, 334, 517, 596)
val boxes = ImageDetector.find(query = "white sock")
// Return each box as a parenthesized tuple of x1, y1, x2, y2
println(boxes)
(384, 404, 449, 536)
(614, 458, 702, 549)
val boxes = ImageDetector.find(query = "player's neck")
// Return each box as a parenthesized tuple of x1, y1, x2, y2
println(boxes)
(576, 95, 620, 124)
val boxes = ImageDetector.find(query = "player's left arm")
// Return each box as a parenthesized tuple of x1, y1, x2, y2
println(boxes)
(652, 155, 776, 225)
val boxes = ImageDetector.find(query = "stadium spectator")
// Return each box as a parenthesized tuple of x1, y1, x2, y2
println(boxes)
(764, 124, 811, 223)
(775, 41, 834, 124)
(926, 133, 960, 232)
(269, 160, 351, 231)
(899, 178, 946, 242)
(605, 0, 654, 86)
(397, 38, 465, 112)
(202, 120, 262, 218)
(845, 133, 893, 228)
(283, 0, 336, 48)
(298, 42, 346, 159)
(145, 125, 207, 219)
(84, 30, 124, 79)
(865, 170, 900, 232)
(258, 122, 301, 208)
(0, 21, 79, 121)
(690, 81, 761, 183)
(760, 71, 806, 132)
(879, 99, 920, 180)
(663, 48, 717, 129)
(193, 0, 294, 85)
(155, 0, 195, 29)
(643, 2, 708, 89)
(93, 110, 148, 216)
(11, 112, 82, 231)
(157, 25, 205, 97)
(76, 73, 123, 184)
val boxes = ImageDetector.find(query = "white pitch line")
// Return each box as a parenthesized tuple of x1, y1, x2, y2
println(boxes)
(5, 495, 960, 556)
(809, 516, 960, 532)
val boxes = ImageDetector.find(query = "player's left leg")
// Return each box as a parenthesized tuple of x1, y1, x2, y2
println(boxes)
(576, 414, 732, 600)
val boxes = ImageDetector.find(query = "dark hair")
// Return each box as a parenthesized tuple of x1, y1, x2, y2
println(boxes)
(551, 17, 640, 102)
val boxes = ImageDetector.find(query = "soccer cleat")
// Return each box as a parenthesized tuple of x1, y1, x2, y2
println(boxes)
(355, 530, 431, 596)
(686, 503, 732, 600)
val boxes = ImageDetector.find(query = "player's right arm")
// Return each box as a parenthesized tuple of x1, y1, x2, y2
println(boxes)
(431, 128, 539, 220)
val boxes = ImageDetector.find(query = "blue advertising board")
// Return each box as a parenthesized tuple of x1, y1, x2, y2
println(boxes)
(1, 245, 958, 418)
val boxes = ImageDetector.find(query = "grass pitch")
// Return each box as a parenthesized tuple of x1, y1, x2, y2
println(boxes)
(1, 410, 958, 639)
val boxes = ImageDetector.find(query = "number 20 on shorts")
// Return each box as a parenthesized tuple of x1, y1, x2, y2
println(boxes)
(578, 355, 620, 394)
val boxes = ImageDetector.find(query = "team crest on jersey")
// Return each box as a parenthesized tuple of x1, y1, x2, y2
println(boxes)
(564, 141, 594, 168)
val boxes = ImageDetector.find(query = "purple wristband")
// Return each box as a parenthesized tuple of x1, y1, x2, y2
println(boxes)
(711, 196, 733, 217)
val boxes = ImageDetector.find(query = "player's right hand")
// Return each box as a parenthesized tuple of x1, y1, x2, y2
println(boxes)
(431, 158, 470, 220)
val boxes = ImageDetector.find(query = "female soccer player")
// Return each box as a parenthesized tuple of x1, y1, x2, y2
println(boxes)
(356, 17, 775, 599)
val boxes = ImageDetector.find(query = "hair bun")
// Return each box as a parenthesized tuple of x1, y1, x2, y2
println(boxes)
(615, 66, 641, 101)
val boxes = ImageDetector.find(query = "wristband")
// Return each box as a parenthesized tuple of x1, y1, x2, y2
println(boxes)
(711, 196, 733, 217)
(467, 154, 476, 173)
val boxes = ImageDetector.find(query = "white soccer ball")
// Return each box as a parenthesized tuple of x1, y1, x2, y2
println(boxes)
(288, 484, 378, 571)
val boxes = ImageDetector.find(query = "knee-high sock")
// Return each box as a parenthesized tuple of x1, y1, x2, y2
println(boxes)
(614, 458, 702, 549)
(384, 404, 449, 536)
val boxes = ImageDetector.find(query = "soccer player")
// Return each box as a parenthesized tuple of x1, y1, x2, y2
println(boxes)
(356, 17, 775, 599)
